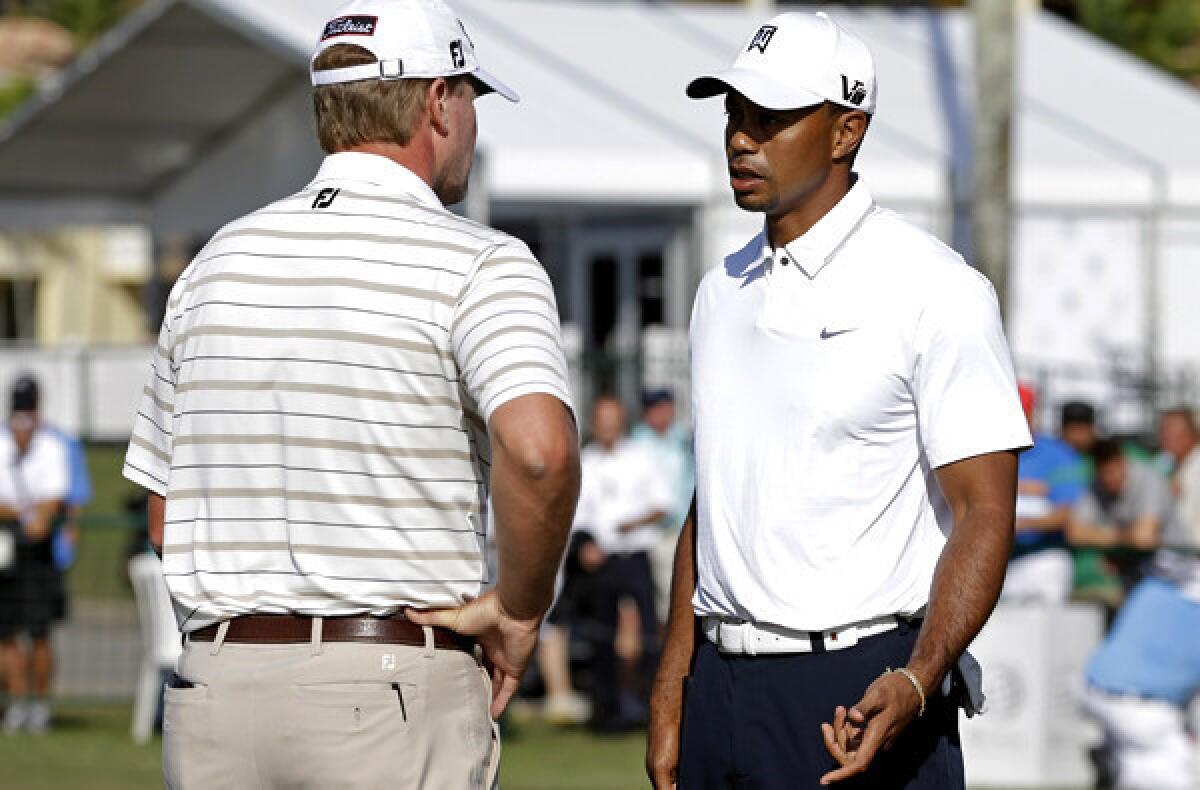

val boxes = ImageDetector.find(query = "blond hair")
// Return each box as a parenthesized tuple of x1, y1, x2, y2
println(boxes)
(312, 44, 433, 153)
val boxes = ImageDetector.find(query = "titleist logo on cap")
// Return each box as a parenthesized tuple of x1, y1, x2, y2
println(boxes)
(322, 15, 378, 40)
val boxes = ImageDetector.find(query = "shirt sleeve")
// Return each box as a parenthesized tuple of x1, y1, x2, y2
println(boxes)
(912, 267, 1032, 468)
(33, 435, 69, 504)
(122, 278, 186, 497)
(451, 240, 576, 424)
(638, 446, 675, 516)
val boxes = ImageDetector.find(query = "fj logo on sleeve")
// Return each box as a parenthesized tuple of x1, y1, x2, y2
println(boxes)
(748, 25, 778, 54)
(382, 654, 396, 672)
(820, 327, 857, 340)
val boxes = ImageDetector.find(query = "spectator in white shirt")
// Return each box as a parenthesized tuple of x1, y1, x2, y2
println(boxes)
(0, 375, 70, 734)
(575, 395, 673, 731)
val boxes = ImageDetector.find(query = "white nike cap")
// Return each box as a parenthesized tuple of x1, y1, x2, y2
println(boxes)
(687, 12, 876, 114)
(311, 0, 518, 103)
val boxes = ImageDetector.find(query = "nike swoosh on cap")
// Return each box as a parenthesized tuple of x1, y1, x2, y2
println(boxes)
(820, 328, 857, 339)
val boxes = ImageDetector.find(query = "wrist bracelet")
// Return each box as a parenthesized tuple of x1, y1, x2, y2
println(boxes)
(886, 666, 926, 717)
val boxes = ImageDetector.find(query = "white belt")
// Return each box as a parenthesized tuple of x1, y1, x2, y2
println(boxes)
(702, 615, 900, 656)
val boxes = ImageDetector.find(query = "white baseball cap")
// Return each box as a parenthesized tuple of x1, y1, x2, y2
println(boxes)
(687, 12, 876, 114)
(311, 0, 518, 102)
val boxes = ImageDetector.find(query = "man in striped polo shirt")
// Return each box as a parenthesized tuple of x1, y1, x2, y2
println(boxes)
(122, 1, 580, 787)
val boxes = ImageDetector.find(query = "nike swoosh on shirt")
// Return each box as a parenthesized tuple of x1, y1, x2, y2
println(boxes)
(820, 328, 858, 340)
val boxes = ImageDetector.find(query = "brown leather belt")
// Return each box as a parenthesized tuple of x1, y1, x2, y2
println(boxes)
(188, 614, 475, 653)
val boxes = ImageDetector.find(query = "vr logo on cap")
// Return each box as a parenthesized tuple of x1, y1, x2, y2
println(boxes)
(840, 75, 867, 106)
(322, 15, 378, 41)
(748, 25, 778, 54)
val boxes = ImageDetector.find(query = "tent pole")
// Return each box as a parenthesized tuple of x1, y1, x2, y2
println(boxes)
(971, 0, 1016, 320)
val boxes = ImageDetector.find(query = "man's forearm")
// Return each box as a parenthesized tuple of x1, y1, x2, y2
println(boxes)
(907, 502, 1013, 695)
(654, 497, 698, 685)
(489, 403, 581, 622)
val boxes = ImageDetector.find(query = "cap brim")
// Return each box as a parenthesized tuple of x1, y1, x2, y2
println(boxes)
(686, 68, 824, 111)
(473, 67, 519, 103)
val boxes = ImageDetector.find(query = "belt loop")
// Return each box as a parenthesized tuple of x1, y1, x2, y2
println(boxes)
(209, 620, 230, 656)
(311, 616, 324, 657)
(421, 625, 436, 660)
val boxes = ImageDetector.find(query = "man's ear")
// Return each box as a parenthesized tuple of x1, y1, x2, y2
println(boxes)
(832, 110, 868, 162)
(428, 77, 451, 136)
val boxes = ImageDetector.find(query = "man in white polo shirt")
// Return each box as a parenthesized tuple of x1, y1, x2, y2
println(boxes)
(122, 1, 579, 787)
(646, 13, 1031, 790)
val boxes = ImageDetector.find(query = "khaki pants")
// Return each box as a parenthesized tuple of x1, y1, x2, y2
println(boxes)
(164, 627, 500, 789)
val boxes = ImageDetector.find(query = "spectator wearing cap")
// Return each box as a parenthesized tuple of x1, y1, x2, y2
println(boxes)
(629, 388, 695, 621)
(1001, 383, 1087, 603)
(1060, 400, 1099, 458)
(573, 395, 674, 731)
(1080, 409, 1200, 790)
(0, 374, 70, 734)
(649, 12, 1030, 789)
(1069, 438, 1174, 605)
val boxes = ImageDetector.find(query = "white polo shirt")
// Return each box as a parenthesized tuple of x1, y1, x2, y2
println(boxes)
(690, 180, 1031, 632)
(122, 153, 575, 631)
(574, 440, 674, 555)
(0, 427, 69, 509)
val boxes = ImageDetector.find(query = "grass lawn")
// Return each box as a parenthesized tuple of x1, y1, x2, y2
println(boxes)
(0, 704, 649, 789)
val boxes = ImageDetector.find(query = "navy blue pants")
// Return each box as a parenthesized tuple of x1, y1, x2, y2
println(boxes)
(679, 620, 965, 790)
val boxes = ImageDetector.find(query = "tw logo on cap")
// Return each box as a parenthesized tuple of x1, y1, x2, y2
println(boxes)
(322, 15, 378, 41)
(841, 75, 867, 106)
(748, 25, 778, 54)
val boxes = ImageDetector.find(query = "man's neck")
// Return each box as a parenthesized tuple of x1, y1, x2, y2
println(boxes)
(345, 141, 436, 191)
(765, 170, 854, 250)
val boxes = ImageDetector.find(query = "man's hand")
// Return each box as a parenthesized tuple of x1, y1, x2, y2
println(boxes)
(646, 675, 686, 789)
(819, 671, 924, 784)
(407, 590, 541, 719)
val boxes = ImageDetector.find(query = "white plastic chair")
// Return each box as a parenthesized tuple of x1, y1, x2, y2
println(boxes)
(128, 552, 182, 743)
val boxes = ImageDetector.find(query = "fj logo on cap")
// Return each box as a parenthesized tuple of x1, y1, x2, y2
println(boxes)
(450, 40, 466, 69)
(748, 25, 778, 54)
(322, 15, 378, 40)
(840, 75, 867, 106)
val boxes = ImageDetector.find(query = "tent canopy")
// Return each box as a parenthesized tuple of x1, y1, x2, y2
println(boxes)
(0, 0, 1197, 232)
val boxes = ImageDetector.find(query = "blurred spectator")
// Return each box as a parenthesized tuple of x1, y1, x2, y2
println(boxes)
(573, 395, 672, 731)
(1002, 384, 1086, 603)
(0, 374, 70, 734)
(1156, 408, 1198, 479)
(42, 422, 91, 572)
(628, 388, 694, 621)
(1069, 438, 1172, 601)
(536, 532, 593, 726)
(1081, 410, 1199, 790)
(1061, 400, 1099, 456)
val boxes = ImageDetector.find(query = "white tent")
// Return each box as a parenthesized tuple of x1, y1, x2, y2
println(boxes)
(0, 0, 1197, 425)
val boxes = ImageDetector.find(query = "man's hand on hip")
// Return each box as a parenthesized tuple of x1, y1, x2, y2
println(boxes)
(819, 670, 924, 784)
(407, 590, 541, 719)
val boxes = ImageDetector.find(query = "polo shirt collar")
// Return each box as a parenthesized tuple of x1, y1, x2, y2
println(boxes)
(771, 177, 874, 278)
(311, 152, 444, 210)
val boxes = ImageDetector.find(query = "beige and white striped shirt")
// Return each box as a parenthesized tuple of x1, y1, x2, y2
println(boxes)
(123, 152, 574, 632)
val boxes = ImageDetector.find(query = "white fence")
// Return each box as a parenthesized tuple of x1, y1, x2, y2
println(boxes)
(0, 345, 151, 441)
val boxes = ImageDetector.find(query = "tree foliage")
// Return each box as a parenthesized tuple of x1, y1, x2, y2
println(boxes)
(1076, 0, 1200, 83)
(3, 0, 140, 42)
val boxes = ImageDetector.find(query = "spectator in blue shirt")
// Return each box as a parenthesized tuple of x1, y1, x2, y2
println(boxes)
(1002, 383, 1087, 603)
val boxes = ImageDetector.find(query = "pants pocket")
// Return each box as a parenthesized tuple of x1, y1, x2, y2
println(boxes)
(162, 684, 212, 790)
(282, 682, 418, 789)
(477, 666, 502, 790)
